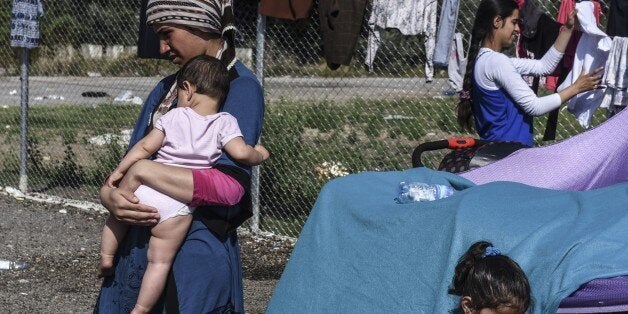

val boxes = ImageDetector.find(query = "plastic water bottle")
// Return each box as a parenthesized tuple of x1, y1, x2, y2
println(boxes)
(0, 259, 27, 270)
(395, 182, 455, 203)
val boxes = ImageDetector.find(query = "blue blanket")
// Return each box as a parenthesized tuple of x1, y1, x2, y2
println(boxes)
(268, 168, 628, 313)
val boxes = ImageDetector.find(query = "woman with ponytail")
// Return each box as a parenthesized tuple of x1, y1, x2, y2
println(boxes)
(457, 0, 601, 147)
(449, 241, 531, 314)
(96, 0, 264, 312)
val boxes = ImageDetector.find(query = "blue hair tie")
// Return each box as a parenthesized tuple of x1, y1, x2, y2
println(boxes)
(483, 246, 501, 257)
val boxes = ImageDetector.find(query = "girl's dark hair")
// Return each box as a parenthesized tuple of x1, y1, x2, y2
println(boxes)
(177, 55, 230, 104)
(449, 241, 531, 312)
(457, 0, 519, 130)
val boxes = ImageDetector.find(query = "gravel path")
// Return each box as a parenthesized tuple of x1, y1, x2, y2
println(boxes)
(0, 191, 292, 313)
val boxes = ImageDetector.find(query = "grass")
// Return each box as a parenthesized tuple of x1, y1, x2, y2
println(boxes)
(0, 104, 138, 195)
(0, 99, 607, 237)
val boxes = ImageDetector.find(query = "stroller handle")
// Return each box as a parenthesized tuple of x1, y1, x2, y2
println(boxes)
(412, 137, 484, 168)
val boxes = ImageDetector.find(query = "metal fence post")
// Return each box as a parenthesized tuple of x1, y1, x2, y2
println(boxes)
(251, 10, 266, 233)
(19, 48, 29, 193)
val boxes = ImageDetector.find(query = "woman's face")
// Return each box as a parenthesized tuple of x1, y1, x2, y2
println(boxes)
(494, 9, 521, 48)
(153, 23, 222, 65)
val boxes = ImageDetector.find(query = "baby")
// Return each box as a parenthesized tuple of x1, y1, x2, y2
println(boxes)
(99, 55, 269, 313)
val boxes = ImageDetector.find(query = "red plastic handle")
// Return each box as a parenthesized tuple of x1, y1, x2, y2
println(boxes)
(447, 137, 476, 149)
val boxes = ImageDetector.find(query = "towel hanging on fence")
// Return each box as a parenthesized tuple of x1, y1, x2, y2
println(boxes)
(259, 0, 313, 20)
(606, 0, 628, 37)
(545, 0, 601, 91)
(433, 0, 460, 67)
(557, 1, 611, 128)
(600, 37, 628, 112)
(319, 0, 367, 70)
(365, 0, 437, 80)
(520, 0, 544, 39)
(10, 0, 44, 49)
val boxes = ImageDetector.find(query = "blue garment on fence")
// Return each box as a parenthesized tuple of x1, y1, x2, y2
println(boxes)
(267, 167, 628, 313)
(433, 0, 460, 67)
(10, 0, 44, 48)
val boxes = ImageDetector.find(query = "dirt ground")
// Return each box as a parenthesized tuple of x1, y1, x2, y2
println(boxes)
(0, 191, 293, 313)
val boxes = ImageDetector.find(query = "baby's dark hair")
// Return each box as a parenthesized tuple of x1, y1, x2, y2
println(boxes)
(177, 55, 230, 104)
(449, 241, 531, 312)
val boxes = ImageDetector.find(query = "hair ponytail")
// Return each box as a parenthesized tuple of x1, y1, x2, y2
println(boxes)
(449, 240, 531, 312)
(449, 241, 492, 296)
(457, 34, 482, 131)
(456, 0, 519, 131)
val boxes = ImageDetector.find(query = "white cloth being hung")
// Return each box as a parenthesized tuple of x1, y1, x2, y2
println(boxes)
(557, 1, 612, 128)
(600, 37, 628, 111)
(365, 0, 437, 80)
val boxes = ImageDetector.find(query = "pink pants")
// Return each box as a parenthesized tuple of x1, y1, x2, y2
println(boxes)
(190, 168, 245, 207)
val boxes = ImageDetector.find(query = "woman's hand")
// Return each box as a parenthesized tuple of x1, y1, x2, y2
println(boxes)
(100, 184, 159, 226)
(554, 9, 578, 52)
(574, 67, 603, 93)
(565, 9, 578, 30)
(558, 67, 603, 103)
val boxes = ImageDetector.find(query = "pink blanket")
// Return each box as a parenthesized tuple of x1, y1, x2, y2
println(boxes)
(461, 109, 628, 190)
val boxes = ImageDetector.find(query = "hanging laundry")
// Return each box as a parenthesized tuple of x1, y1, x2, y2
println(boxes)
(433, 0, 460, 67)
(447, 33, 466, 92)
(319, 0, 367, 70)
(365, 0, 437, 81)
(520, 0, 544, 39)
(600, 37, 628, 112)
(259, 0, 313, 20)
(545, 0, 600, 91)
(517, 12, 562, 141)
(557, 1, 612, 128)
(520, 14, 561, 61)
(10, 0, 44, 49)
(606, 0, 628, 37)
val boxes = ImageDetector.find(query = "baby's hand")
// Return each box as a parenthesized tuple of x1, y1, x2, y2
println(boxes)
(254, 144, 270, 162)
(106, 171, 124, 188)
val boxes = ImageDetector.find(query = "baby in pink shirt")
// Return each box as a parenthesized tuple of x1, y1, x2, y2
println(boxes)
(99, 55, 269, 313)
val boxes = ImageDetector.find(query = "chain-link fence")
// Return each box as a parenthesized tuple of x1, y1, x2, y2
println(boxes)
(0, 0, 609, 237)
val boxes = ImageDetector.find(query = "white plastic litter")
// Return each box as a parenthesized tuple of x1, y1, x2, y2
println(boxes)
(4, 186, 25, 199)
(114, 90, 143, 105)
(88, 129, 132, 146)
(33, 95, 65, 101)
(383, 114, 415, 120)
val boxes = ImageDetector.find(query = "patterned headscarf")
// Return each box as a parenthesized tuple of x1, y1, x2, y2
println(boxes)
(146, 0, 236, 69)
